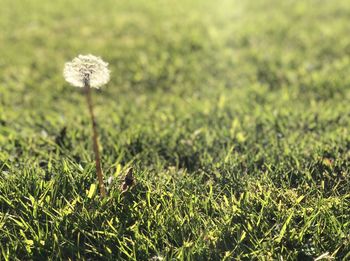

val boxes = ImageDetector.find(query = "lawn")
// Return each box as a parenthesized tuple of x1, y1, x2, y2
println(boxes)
(0, 0, 349, 259)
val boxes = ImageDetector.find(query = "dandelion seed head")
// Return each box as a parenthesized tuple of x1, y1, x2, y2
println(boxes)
(63, 54, 110, 88)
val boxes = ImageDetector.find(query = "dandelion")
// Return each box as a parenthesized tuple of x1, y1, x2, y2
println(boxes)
(64, 54, 110, 197)
(63, 54, 110, 88)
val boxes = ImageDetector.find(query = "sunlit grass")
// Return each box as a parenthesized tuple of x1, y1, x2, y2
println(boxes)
(0, 0, 349, 259)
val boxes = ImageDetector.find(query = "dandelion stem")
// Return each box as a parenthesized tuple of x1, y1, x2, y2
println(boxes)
(84, 81, 106, 197)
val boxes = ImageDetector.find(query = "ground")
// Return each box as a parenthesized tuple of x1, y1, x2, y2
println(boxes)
(0, 0, 349, 260)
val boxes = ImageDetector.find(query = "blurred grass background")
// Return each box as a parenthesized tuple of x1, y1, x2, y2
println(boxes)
(0, 0, 349, 260)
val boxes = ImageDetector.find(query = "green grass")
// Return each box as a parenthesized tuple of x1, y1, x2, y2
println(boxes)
(1, 0, 350, 259)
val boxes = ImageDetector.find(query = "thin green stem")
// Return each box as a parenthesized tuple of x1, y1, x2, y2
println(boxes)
(84, 83, 106, 197)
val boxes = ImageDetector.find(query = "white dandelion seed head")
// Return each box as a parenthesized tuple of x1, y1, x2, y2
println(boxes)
(63, 54, 110, 88)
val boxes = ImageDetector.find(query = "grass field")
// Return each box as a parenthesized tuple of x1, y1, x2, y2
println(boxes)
(1, 0, 350, 259)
